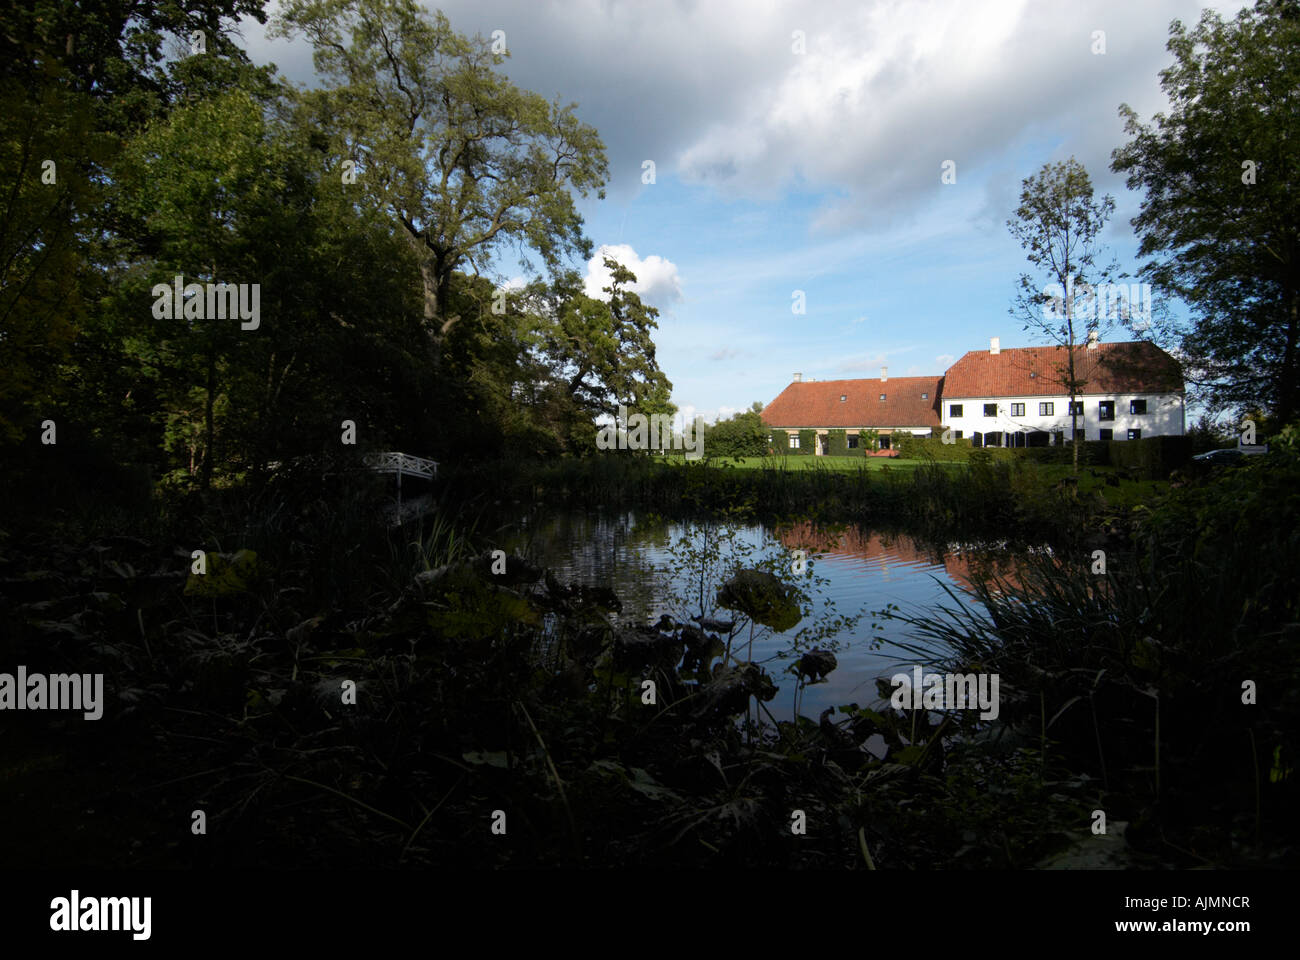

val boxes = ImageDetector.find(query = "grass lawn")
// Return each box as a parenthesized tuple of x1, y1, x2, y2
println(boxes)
(664, 455, 942, 472)
(655, 454, 1168, 506)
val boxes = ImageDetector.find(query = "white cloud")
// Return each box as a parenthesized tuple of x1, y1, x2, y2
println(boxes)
(936, 354, 955, 366)
(583, 243, 683, 308)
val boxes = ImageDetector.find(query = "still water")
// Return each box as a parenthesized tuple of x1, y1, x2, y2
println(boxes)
(495, 508, 1021, 721)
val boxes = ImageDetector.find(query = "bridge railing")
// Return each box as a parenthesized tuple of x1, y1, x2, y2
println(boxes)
(363, 451, 438, 480)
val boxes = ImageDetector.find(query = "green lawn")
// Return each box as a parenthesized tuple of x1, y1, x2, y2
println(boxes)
(656, 454, 1169, 506)
(665, 455, 942, 471)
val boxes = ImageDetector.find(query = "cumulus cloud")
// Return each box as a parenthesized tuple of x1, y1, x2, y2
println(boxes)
(245, 0, 1251, 231)
(583, 243, 683, 307)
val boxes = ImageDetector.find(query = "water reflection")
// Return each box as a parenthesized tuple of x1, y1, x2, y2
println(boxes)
(499, 510, 1022, 721)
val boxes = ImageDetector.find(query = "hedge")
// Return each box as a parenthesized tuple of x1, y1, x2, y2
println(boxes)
(796, 429, 817, 455)
(826, 429, 852, 456)
(895, 435, 978, 461)
(1107, 435, 1192, 479)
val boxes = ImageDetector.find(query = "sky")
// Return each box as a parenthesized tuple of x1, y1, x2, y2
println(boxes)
(236, 0, 1252, 426)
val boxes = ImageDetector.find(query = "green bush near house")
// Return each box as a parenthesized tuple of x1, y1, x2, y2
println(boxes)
(1108, 435, 1192, 479)
(858, 428, 879, 454)
(796, 429, 817, 455)
(895, 435, 977, 461)
(826, 429, 851, 456)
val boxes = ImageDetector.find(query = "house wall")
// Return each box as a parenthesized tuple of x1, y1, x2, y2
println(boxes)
(769, 427, 932, 454)
(940, 391, 1185, 442)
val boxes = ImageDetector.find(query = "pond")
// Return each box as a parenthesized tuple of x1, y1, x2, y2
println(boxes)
(491, 508, 1024, 721)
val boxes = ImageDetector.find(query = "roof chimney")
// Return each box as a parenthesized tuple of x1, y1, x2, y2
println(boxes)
(881, 366, 888, 382)
(1086, 330, 1100, 350)
(990, 337, 1000, 355)
(793, 372, 802, 383)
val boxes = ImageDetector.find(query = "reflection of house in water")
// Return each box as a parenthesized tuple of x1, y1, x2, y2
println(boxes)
(773, 521, 1024, 593)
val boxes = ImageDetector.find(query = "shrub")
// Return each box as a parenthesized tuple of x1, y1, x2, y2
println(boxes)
(1108, 435, 1191, 479)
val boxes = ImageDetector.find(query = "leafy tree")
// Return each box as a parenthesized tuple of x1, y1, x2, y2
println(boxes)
(1008, 157, 1120, 471)
(271, 0, 609, 377)
(1111, 0, 1300, 424)
(0, 1, 271, 136)
(705, 409, 767, 459)
(529, 258, 674, 428)
(0, 70, 107, 443)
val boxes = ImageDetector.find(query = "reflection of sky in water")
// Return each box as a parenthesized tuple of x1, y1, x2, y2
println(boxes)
(502, 509, 1018, 721)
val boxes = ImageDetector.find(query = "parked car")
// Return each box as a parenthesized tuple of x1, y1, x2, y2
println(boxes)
(1192, 448, 1246, 465)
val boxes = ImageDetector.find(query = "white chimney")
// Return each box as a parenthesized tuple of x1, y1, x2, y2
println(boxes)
(793, 372, 802, 382)
(990, 337, 1000, 355)
(1086, 330, 1100, 350)
(881, 366, 888, 382)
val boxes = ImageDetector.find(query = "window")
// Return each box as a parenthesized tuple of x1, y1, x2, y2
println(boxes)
(1128, 428, 1142, 440)
(1039, 402, 1054, 416)
(1098, 400, 1115, 421)
(953, 430, 963, 439)
(949, 404, 962, 417)
(847, 435, 859, 449)
(1068, 401, 1084, 416)
(1010, 402, 1025, 417)
(1099, 428, 1113, 441)
(840, 394, 847, 402)
(921, 392, 928, 399)
(767, 435, 773, 444)
(880, 394, 887, 401)
(1130, 398, 1147, 415)
(983, 403, 997, 417)
(789, 434, 799, 449)
(972, 432, 983, 447)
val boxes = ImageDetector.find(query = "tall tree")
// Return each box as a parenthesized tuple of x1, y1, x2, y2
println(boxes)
(1008, 158, 1120, 470)
(1111, 0, 1300, 424)
(529, 258, 675, 428)
(271, 0, 609, 378)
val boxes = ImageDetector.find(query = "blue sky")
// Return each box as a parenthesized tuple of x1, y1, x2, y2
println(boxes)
(240, 0, 1251, 425)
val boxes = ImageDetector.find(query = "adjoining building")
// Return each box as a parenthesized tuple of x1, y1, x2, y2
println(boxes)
(761, 337, 1184, 453)
(761, 369, 941, 453)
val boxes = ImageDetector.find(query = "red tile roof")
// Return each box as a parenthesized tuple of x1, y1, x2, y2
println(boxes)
(940, 341, 1182, 399)
(762, 377, 943, 428)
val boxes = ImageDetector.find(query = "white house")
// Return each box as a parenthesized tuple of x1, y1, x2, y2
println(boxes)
(939, 337, 1185, 446)
(761, 337, 1185, 452)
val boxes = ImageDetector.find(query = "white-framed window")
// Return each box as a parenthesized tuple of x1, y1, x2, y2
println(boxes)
(1010, 402, 1025, 416)
(949, 404, 963, 417)
(1039, 402, 1054, 416)
(789, 434, 800, 449)
(1099, 400, 1115, 421)
(983, 403, 997, 417)
(1068, 401, 1084, 416)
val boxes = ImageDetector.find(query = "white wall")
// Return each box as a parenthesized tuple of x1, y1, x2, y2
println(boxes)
(940, 392, 1184, 442)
